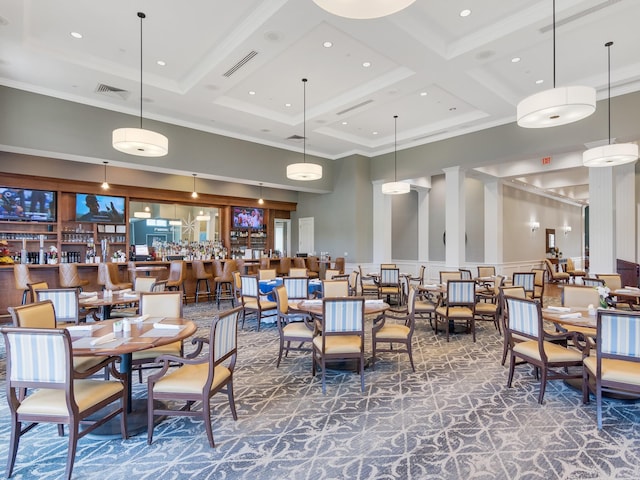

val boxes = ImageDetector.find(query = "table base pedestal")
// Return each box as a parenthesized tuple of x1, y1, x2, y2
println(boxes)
(84, 399, 166, 439)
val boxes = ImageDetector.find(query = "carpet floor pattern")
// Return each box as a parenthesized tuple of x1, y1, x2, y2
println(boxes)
(1, 298, 640, 479)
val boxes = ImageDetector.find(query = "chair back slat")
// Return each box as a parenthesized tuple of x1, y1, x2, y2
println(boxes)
(506, 297, 540, 337)
(35, 288, 79, 323)
(599, 312, 640, 358)
(4, 328, 70, 384)
(241, 275, 259, 297)
(212, 308, 239, 363)
(447, 280, 476, 304)
(323, 298, 364, 333)
(380, 268, 399, 285)
(283, 277, 309, 300)
(512, 272, 535, 292)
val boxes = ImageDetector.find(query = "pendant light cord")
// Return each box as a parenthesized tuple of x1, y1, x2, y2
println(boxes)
(302, 78, 307, 164)
(552, 0, 556, 89)
(138, 12, 145, 129)
(606, 41, 612, 145)
(394, 115, 398, 182)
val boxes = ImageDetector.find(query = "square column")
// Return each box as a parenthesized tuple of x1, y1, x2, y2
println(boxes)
(484, 179, 503, 265)
(443, 166, 465, 268)
(588, 167, 615, 274)
(615, 162, 636, 262)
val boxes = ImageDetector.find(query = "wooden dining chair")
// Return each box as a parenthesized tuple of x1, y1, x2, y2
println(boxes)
(1, 326, 128, 480)
(434, 280, 476, 342)
(274, 286, 315, 367)
(147, 306, 242, 448)
(283, 276, 310, 301)
(239, 274, 277, 331)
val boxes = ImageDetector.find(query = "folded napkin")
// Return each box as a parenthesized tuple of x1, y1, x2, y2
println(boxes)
(80, 296, 99, 303)
(302, 299, 323, 305)
(79, 291, 98, 298)
(615, 289, 632, 294)
(153, 322, 181, 330)
(267, 280, 278, 285)
(365, 299, 385, 304)
(118, 288, 132, 294)
(422, 284, 438, 288)
(133, 314, 150, 324)
(547, 306, 571, 312)
(122, 293, 138, 299)
(90, 332, 116, 346)
(559, 312, 582, 319)
(66, 325, 94, 332)
(309, 279, 321, 285)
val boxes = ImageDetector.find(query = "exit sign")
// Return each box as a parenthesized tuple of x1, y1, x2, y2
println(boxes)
(542, 156, 551, 165)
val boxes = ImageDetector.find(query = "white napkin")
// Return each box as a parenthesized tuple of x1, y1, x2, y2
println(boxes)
(422, 284, 438, 288)
(365, 299, 385, 304)
(122, 293, 138, 299)
(90, 332, 116, 346)
(302, 299, 323, 305)
(80, 296, 99, 303)
(615, 289, 632, 294)
(79, 291, 98, 298)
(118, 288, 132, 294)
(547, 306, 571, 312)
(309, 279, 321, 284)
(153, 322, 181, 330)
(559, 312, 582, 319)
(66, 325, 94, 332)
(134, 314, 150, 323)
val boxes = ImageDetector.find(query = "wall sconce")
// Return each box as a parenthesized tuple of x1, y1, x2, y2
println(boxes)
(530, 221, 540, 232)
(563, 225, 572, 235)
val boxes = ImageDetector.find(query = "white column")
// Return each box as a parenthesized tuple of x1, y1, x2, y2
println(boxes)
(589, 167, 615, 274)
(615, 162, 636, 262)
(443, 166, 465, 268)
(484, 179, 503, 265)
(415, 186, 430, 262)
(372, 180, 392, 264)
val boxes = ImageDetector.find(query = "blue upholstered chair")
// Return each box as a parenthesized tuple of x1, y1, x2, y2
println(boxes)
(147, 306, 241, 448)
(312, 297, 365, 394)
(434, 280, 477, 342)
(583, 310, 640, 429)
(0, 326, 127, 480)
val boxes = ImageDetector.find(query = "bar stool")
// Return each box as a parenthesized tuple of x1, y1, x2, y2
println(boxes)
(97, 263, 133, 291)
(58, 263, 90, 291)
(13, 264, 33, 304)
(214, 259, 237, 308)
(193, 260, 213, 303)
(166, 260, 187, 304)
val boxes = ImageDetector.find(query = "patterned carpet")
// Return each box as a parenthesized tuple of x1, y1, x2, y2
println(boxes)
(1, 296, 640, 479)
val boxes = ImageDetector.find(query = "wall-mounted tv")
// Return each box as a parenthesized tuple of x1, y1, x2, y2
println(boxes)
(75, 193, 125, 223)
(232, 206, 264, 229)
(0, 187, 56, 222)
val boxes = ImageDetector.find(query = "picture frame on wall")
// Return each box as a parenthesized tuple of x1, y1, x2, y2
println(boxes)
(104, 225, 116, 233)
(116, 225, 126, 233)
(97, 224, 105, 233)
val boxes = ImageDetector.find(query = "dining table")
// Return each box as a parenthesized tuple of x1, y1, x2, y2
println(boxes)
(68, 316, 197, 435)
(128, 265, 167, 277)
(258, 278, 323, 299)
(79, 289, 140, 319)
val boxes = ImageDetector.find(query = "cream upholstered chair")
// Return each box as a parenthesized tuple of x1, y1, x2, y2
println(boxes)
(477, 266, 496, 278)
(566, 258, 586, 283)
(499, 285, 527, 366)
(8, 300, 112, 376)
(13, 264, 33, 304)
(561, 286, 601, 341)
(531, 268, 546, 306)
(544, 259, 570, 284)
(58, 263, 89, 291)
(512, 272, 536, 299)
(131, 291, 184, 382)
(378, 267, 402, 305)
(258, 268, 277, 281)
(439, 271, 462, 284)
(283, 276, 309, 301)
(1, 326, 127, 480)
(239, 274, 277, 331)
(474, 275, 505, 334)
(435, 280, 476, 342)
(322, 279, 349, 298)
(347, 270, 359, 296)
(274, 285, 315, 367)
(583, 310, 640, 429)
(325, 269, 341, 280)
(147, 306, 241, 448)
(312, 297, 365, 394)
(372, 286, 417, 372)
(359, 265, 378, 297)
(596, 273, 635, 309)
(380, 263, 396, 268)
(505, 296, 584, 404)
(289, 267, 308, 278)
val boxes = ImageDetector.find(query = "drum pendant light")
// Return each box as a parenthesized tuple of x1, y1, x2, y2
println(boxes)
(286, 79, 323, 181)
(583, 42, 638, 167)
(516, 0, 595, 128)
(381, 115, 410, 195)
(112, 12, 168, 157)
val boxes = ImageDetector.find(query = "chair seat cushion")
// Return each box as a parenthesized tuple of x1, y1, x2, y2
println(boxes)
(73, 355, 109, 373)
(376, 324, 410, 340)
(153, 363, 231, 394)
(475, 303, 498, 314)
(313, 335, 361, 354)
(283, 322, 314, 339)
(436, 306, 473, 318)
(379, 286, 400, 294)
(415, 300, 435, 312)
(17, 380, 123, 416)
(244, 299, 277, 310)
(132, 341, 182, 361)
(513, 341, 583, 363)
(584, 356, 640, 386)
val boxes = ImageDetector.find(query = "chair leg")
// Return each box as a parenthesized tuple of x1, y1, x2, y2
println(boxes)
(538, 368, 548, 404)
(203, 400, 215, 448)
(147, 395, 155, 445)
(507, 354, 517, 388)
(371, 338, 377, 370)
(359, 355, 365, 392)
(227, 380, 238, 421)
(277, 337, 285, 367)
(65, 421, 79, 480)
(6, 418, 20, 478)
(407, 342, 415, 372)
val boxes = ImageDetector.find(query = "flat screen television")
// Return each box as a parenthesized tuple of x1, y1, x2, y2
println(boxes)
(232, 206, 264, 229)
(75, 193, 125, 223)
(0, 187, 56, 222)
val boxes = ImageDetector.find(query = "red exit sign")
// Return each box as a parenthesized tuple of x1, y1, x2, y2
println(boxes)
(542, 156, 551, 165)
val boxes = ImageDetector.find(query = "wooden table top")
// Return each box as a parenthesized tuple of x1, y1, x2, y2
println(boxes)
(293, 299, 390, 316)
(79, 291, 140, 308)
(541, 307, 596, 330)
(68, 317, 196, 356)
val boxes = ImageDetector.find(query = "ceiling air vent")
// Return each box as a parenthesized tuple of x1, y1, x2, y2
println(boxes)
(337, 99, 374, 116)
(95, 83, 130, 100)
(223, 51, 258, 77)
(539, 0, 622, 33)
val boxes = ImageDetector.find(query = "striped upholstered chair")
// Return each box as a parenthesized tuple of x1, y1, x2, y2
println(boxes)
(274, 285, 315, 367)
(239, 274, 277, 331)
(0, 326, 127, 480)
(283, 276, 310, 301)
(583, 310, 640, 429)
(512, 272, 536, 300)
(147, 306, 241, 447)
(434, 280, 477, 342)
(34, 287, 88, 325)
(312, 297, 365, 394)
(505, 296, 584, 404)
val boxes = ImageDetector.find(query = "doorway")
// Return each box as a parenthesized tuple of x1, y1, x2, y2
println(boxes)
(274, 219, 291, 258)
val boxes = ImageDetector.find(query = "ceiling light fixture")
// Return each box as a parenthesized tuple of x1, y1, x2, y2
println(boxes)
(112, 12, 168, 157)
(196, 210, 211, 222)
(516, 0, 595, 128)
(258, 183, 265, 205)
(101, 161, 109, 190)
(70, 31, 82, 39)
(381, 115, 410, 195)
(191, 173, 198, 198)
(583, 41, 638, 167)
(459, 9, 471, 17)
(286, 78, 323, 181)
(312, 0, 415, 19)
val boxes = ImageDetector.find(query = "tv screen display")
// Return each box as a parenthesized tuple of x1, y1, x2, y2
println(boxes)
(75, 193, 125, 223)
(232, 207, 264, 229)
(0, 187, 56, 222)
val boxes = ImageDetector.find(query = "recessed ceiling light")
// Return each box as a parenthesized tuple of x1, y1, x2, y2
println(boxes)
(248, 91, 256, 95)
(372, 131, 379, 135)
(449, 107, 457, 111)
(362, 61, 371, 68)
(70, 31, 82, 39)
(323, 41, 333, 48)
(459, 9, 471, 17)
(535, 79, 544, 84)
(285, 103, 291, 107)
(341, 121, 348, 125)
(420, 92, 428, 96)
(156, 60, 166, 66)
(511, 57, 521, 63)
